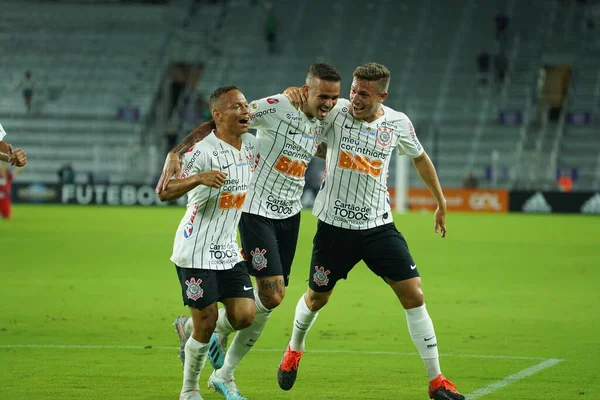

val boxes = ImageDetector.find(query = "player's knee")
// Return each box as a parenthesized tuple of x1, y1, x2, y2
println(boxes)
(261, 291, 285, 310)
(231, 312, 255, 330)
(192, 319, 217, 342)
(399, 291, 424, 309)
(305, 292, 330, 312)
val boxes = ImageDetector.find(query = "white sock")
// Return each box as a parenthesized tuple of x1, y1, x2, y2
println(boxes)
(289, 294, 318, 352)
(182, 337, 208, 393)
(405, 304, 442, 381)
(253, 289, 270, 315)
(217, 311, 271, 378)
(215, 307, 235, 337)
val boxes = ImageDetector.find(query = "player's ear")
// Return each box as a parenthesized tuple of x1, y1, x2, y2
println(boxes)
(379, 91, 388, 103)
(211, 109, 220, 122)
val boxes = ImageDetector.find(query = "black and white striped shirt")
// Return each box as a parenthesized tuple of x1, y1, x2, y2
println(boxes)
(313, 99, 423, 230)
(244, 94, 325, 219)
(171, 131, 258, 270)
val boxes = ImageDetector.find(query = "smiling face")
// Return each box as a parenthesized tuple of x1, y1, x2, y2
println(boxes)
(212, 89, 250, 136)
(302, 77, 340, 120)
(349, 78, 388, 123)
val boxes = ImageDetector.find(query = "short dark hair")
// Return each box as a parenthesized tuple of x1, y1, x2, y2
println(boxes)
(353, 63, 390, 93)
(209, 85, 239, 111)
(307, 63, 341, 83)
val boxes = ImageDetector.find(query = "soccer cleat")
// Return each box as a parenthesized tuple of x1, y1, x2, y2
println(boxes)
(173, 315, 191, 366)
(277, 341, 304, 391)
(207, 370, 247, 400)
(208, 332, 228, 369)
(179, 389, 203, 400)
(428, 374, 465, 400)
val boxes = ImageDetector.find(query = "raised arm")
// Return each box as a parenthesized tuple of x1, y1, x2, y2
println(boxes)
(156, 120, 216, 194)
(412, 152, 447, 238)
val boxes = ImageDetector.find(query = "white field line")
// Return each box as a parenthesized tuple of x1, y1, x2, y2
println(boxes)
(465, 358, 563, 399)
(0, 344, 556, 361)
(0, 344, 564, 399)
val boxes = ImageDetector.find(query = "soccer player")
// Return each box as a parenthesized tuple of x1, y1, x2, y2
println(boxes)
(0, 123, 27, 167)
(0, 163, 23, 219)
(157, 64, 341, 399)
(158, 85, 258, 400)
(278, 63, 465, 400)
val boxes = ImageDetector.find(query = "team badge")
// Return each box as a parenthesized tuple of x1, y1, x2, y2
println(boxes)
(313, 266, 330, 286)
(185, 277, 204, 300)
(250, 248, 267, 271)
(377, 127, 392, 146)
(183, 222, 194, 238)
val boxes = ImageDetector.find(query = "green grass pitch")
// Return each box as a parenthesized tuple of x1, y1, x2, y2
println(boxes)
(1, 206, 599, 399)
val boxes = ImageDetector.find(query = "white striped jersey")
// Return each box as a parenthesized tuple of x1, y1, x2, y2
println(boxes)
(0, 123, 6, 141)
(313, 99, 424, 230)
(170, 131, 258, 270)
(244, 94, 326, 219)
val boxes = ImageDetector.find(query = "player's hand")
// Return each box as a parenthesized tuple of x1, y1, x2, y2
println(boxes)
(283, 87, 306, 110)
(8, 145, 27, 167)
(156, 152, 181, 194)
(434, 204, 447, 238)
(198, 170, 227, 188)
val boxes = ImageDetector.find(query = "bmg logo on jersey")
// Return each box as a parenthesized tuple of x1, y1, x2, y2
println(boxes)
(218, 192, 247, 210)
(274, 156, 308, 178)
(337, 150, 383, 178)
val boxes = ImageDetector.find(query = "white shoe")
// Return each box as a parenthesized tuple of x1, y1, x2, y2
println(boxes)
(173, 315, 191, 365)
(179, 389, 203, 400)
(207, 370, 247, 400)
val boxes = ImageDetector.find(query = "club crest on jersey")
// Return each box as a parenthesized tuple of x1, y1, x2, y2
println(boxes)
(250, 248, 267, 271)
(377, 127, 392, 146)
(185, 277, 204, 300)
(183, 222, 194, 238)
(313, 266, 330, 286)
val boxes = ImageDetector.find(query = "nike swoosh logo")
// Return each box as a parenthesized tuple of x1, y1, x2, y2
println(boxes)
(344, 124, 353, 129)
(424, 336, 435, 342)
(288, 131, 302, 135)
(221, 163, 234, 169)
(410, 265, 417, 270)
(243, 286, 253, 291)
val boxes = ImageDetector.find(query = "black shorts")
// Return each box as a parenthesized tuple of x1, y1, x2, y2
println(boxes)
(309, 221, 419, 292)
(238, 212, 301, 286)
(175, 263, 254, 310)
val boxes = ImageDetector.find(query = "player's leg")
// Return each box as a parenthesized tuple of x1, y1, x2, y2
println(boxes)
(214, 213, 301, 383)
(207, 213, 282, 373)
(208, 262, 255, 400)
(278, 221, 361, 390)
(175, 266, 220, 400)
(363, 224, 464, 400)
